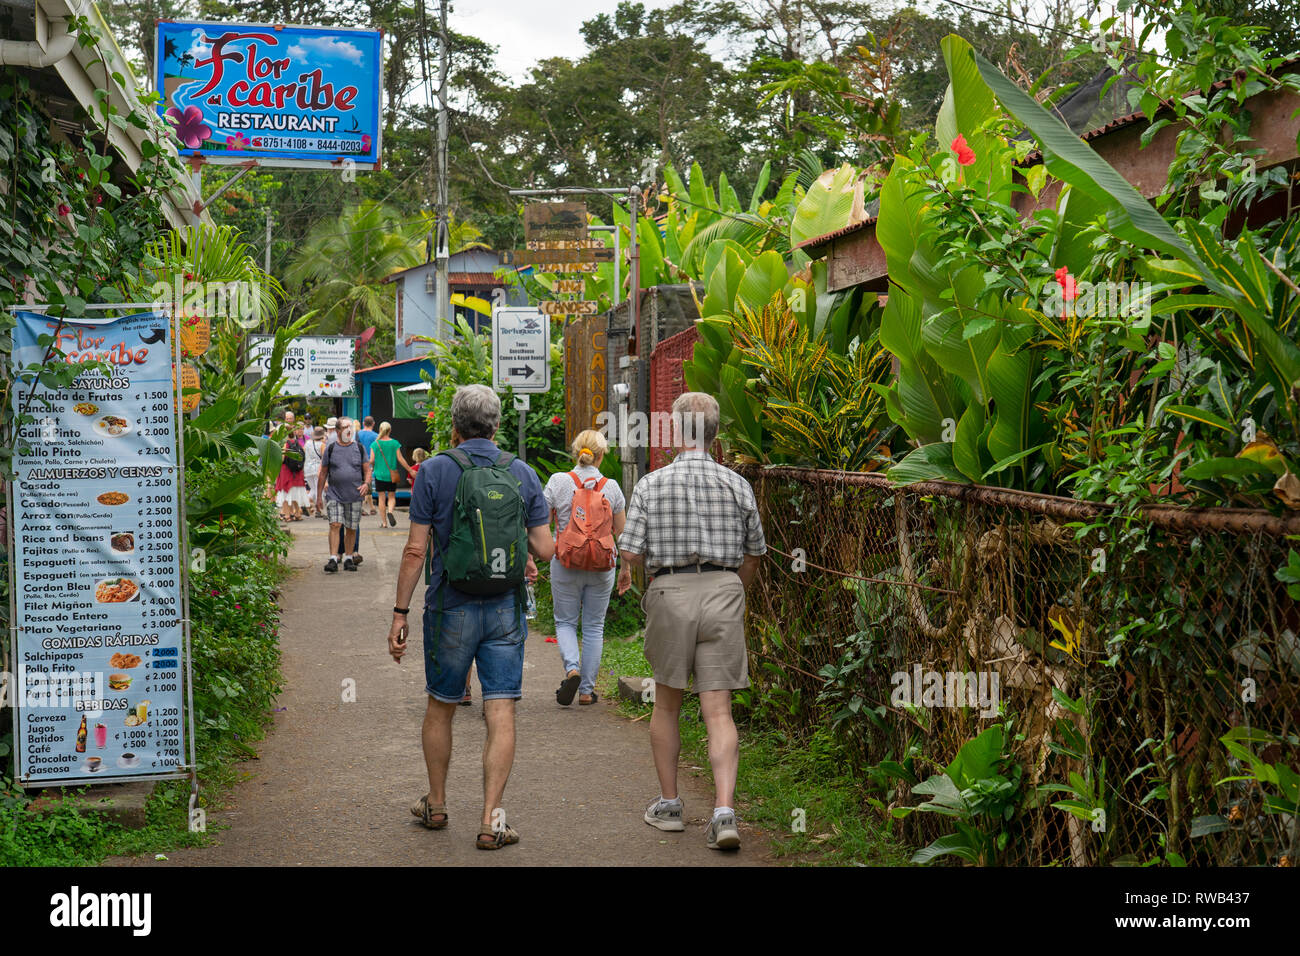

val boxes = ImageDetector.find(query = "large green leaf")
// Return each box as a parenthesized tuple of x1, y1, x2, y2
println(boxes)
(878, 291, 961, 441)
(637, 215, 666, 286)
(702, 246, 747, 317)
(718, 360, 762, 458)
(946, 725, 1005, 789)
(736, 251, 790, 311)
(984, 335, 1044, 482)
(790, 163, 859, 248)
(971, 47, 1209, 272)
(938, 36, 1010, 202)
(911, 831, 981, 865)
(952, 403, 985, 481)
(748, 160, 772, 214)
(887, 442, 967, 484)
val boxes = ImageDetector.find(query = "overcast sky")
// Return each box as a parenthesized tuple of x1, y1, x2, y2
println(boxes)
(449, 0, 681, 82)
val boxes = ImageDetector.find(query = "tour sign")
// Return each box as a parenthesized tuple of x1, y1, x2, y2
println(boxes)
(492, 307, 551, 394)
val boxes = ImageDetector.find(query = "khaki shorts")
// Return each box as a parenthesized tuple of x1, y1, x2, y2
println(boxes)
(642, 570, 748, 692)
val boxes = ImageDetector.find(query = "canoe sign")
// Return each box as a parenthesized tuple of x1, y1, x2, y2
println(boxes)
(154, 20, 382, 168)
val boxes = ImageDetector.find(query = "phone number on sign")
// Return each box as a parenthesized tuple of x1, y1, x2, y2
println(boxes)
(253, 137, 368, 153)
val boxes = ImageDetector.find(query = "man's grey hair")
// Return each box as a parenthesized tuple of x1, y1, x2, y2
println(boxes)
(452, 384, 501, 440)
(672, 391, 719, 448)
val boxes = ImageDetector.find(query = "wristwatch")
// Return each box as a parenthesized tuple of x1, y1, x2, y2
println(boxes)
(393, 606, 410, 615)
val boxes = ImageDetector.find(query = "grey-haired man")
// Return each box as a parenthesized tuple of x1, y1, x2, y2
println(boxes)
(389, 384, 553, 850)
(319, 416, 371, 572)
(617, 392, 766, 850)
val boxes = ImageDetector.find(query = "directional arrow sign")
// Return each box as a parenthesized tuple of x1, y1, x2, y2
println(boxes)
(492, 307, 551, 394)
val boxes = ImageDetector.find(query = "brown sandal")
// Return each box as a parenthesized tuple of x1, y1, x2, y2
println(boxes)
(578, 691, 598, 705)
(476, 824, 520, 849)
(411, 794, 448, 830)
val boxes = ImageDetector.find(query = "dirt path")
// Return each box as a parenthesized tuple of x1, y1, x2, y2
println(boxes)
(108, 513, 773, 867)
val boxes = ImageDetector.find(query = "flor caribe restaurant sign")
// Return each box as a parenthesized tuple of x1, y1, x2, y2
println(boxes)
(154, 21, 382, 168)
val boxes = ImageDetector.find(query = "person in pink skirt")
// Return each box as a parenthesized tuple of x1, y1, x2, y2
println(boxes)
(276, 428, 309, 521)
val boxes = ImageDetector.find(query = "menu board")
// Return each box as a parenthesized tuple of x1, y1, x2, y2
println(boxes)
(7, 310, 190, 786)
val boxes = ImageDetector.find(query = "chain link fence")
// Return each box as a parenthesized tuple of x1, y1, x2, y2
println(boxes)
(736, 465, 1300, 866)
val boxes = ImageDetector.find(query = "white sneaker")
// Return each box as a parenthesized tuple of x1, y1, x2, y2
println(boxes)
(706, 810, 741, 850)
(643, 797, 685, 832)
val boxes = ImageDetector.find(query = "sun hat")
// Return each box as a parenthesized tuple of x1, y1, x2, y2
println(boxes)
(326, 417, 338, 429)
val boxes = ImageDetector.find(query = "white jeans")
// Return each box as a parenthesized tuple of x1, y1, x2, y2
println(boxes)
(549, 558, 615, 695)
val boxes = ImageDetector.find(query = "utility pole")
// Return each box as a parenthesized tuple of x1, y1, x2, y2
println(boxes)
(264, 210, 272, 276)
(434, 0, 450, 343)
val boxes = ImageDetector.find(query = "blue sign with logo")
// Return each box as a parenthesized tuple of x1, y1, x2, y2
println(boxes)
(154, 21, 382, 167)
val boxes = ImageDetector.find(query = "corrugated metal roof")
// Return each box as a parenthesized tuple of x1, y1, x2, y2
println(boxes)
(354, 355, 434, 375)
(794, 217, 877, 251)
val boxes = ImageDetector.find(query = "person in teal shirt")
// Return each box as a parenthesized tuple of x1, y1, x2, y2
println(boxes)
(370, 421, 414, 528)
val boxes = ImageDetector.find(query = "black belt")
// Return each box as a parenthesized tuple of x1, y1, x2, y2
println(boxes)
(652, 563, 734, 578)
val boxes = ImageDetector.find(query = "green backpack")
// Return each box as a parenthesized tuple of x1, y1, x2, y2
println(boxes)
(427, 447, 528, 597)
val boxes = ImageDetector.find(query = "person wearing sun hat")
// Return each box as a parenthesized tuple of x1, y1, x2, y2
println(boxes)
(325, 416, 339, 445)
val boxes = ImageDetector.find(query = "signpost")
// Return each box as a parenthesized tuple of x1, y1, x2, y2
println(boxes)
(524, 202, 589, 242)
(247, 335, 356, 396)
(154, 21, 383, 169)
(492, 308, 550, 394)
(7, 309, 193, 787)
(509, 211, 608, 315)
(493, 307, 550, 463)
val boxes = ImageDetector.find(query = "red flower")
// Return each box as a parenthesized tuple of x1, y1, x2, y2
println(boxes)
(57, 203, 71, 216)
(551, 415, 561, 425)
(1054, 266, 1078, 301)
(184, 272, 195, 281)
(951, 134, 976, 166)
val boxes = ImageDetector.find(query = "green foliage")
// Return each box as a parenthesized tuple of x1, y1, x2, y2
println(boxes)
(892, 724, 1024, 865)
(419, 317, 566, 463)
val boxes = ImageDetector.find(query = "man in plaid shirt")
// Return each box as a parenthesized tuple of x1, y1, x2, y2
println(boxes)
(617, 391, 766, 851)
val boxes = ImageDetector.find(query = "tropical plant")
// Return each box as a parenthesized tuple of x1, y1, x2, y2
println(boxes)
(284, 200, 421, 334)
(730, 297, 894, 470)
(892, 724, 1024, 865)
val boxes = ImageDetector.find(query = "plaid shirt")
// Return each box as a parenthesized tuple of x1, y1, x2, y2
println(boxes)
(620, 450, 766, 572)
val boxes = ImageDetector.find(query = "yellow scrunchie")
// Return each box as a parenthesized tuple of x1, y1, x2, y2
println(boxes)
(579, 447, 594, 457)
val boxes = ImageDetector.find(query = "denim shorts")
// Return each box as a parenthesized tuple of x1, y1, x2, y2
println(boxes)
(423, 590, 527, 703)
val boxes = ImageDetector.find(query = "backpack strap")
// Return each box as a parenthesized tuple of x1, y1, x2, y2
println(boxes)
(441, 447, 474, 472)
(494, 450, 516, 469)
(569, 471, 584, 490)
(593, 476, 608, 492)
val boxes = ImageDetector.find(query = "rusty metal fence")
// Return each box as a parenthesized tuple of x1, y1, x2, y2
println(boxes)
(736, 465, 1300, 867)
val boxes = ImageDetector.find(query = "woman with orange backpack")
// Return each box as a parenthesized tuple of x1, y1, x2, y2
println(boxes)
(543, 429, 625, 706)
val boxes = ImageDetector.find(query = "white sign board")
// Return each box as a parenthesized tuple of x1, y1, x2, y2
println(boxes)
(248, 335, 356, 397)
(492, 307, 550, 394)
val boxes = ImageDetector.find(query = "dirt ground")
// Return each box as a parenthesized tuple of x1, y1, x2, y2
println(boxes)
(106, 513, 774, 867)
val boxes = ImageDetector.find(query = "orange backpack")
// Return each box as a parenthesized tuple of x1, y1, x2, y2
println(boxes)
(555, 472, 616, 571)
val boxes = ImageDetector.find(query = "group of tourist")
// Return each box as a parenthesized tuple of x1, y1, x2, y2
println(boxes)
(375, 385, 766, 853)
(270, 412, 429, 567)
(273, 387, 767, 853)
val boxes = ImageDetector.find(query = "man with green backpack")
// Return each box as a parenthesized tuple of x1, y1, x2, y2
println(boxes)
(388, 384, 553, 851)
